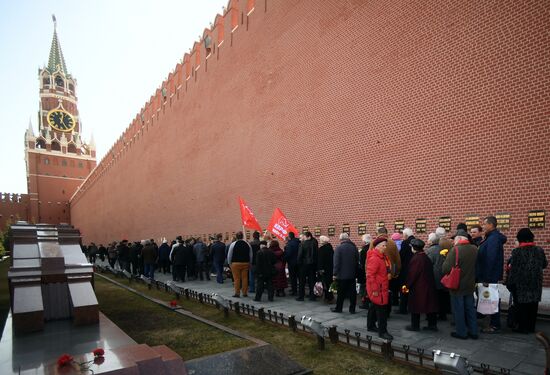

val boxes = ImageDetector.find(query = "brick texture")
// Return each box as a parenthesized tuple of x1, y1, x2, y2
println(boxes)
(70, 1, 550, 282)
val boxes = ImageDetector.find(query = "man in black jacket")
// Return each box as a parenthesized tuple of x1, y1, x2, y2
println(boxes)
(331, 233, 360, 314)
(211, 234, 226, 284)
(254, 241, 277, 302)
(249, 231, 261, 294)
(284, 232, 300, 296)
(116, 240, 130, 272)
(296, 231, 318, 301)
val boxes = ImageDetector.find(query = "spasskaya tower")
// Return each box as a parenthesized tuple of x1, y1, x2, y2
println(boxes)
(24, 16, 96, 224)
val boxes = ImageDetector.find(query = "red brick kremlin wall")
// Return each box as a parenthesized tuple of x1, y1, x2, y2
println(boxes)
(70, 1, 549, 278)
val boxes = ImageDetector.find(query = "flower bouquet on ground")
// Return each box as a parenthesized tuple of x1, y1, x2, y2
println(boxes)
(57, 348, 105, 371)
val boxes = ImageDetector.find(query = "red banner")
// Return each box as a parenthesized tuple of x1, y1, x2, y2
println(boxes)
(267, 208, 299, 241)
(238, 197, 262, 232)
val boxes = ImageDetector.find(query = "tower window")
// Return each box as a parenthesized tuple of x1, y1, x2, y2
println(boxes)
(51, 141, 61, 151)
(78, 162, 83, 168)
(55, 76, 64, 87)
(36, 139, 46, 149)
(67, 144, 77, 153)
(61, 160, 67, 166)
(42, 77, 50, 87)
(43, 157, 50, 165)
(68, 83, 74, 92)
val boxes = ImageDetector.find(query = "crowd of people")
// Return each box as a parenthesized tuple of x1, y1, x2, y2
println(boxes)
(83, 216, 547, 341)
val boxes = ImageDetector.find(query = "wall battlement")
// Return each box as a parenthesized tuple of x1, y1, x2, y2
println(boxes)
(71, 0, 260, 204)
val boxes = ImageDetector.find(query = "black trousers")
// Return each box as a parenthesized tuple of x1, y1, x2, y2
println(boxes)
(108, 258, 117, 268)
(367, 303, 388, 334)
(517, 302, 539, 333)
(288, 263, 299, 294)
(298, 264, 316, 299)
(411, 313, 437, 329)
(321, 271, 334, 301)
(130, 260, 140, 275)
(159, 259, 170, 274)
(437, 289, 451, 317)
(335, 278, 357, 312)
(196, 261, 210, 280)
(389, 279, 400, 306)
(174, 264, 187, 281)
(255, 277, 274, 301)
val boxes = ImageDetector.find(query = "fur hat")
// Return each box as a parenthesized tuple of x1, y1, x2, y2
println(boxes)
(372, 236, 387, 248)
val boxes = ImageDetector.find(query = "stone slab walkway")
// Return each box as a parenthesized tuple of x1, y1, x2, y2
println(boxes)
(96, 261, 548, 375)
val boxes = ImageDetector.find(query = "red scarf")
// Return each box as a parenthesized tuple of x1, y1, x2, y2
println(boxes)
(519, 242, 536, 247)
(456, 239, 470, 245)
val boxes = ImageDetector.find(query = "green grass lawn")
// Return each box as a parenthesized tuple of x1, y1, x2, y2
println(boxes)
(96, 273, 431, 375)
(94, 277, 250, 360)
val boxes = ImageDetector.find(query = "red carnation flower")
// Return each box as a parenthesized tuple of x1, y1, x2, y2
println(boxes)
(92, 348, 105, 357)
(170, 300, 178, 307)
(57, 354, 73, 367)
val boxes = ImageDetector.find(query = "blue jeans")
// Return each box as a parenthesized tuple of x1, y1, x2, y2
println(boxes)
(214, 261, 224, 284)
(450, 294, 478, 337)
(144, 264, 155, 280)
(249, 268, 256, 293)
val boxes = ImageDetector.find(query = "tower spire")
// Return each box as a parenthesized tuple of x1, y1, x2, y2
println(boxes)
(47, 14, 69, 76)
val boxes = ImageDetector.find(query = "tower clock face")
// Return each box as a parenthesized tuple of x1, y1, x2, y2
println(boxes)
(47, 109, 75, 132)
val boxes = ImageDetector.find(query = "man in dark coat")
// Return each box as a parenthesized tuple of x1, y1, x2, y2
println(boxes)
(129, 241, 142, 275)
(116, 240, 130, 272)
(184, 239, 197, 280)
(88, 243, 98, 264)
(211, 234, 227, 284)
(476, 216, 507, 333)
(170, 239, 186, 282)
(397, 228, 415, 314)
(296, 231, 318, 301)
(443, 229, 479, 339)
(249, 231, 261, 294)
(141, 240, 158, 279)
(193, 238, 210, 280)
(405, 238, 438, 331)
(284, 231, 300, 296)
(254, 240, 277, 302)
(158, 240, 171, 274)
(331, 233, 359, 314)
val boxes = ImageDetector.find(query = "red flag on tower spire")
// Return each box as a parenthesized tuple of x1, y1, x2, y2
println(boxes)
(238, 197, 262, 232)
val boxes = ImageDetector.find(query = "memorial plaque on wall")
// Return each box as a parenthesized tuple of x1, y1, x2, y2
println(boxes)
(358, 223, 367, 236)
(328, 225, 336, 237)
(314, 226, 321, 237)
(376, 221, 385, 229)
(528, 210, 545, 229)
(246, 230, 251, 240)
(496, 212, 511, 230)
(415, 219, 427, 233)
(232, 231, 236, 240)
(439, 217, 452, 232)
(225, 232, 230, 241)
(342, 224, 350, 235)
(394, 220, 405, 231)
(302, 226, 309, 234)
(465, 215, 480, 229)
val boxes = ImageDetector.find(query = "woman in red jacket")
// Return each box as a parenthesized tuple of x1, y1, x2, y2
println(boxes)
(366, 237, 393, 340)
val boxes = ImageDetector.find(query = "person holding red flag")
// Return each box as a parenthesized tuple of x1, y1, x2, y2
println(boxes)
(238, 197, 262, 232)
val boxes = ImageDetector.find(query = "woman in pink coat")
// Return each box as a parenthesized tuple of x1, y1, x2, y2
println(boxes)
(366, 237, 393, 340)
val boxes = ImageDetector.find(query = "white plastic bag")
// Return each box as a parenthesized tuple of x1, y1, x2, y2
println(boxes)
(476, 283, 499, 315)
(313, 281, 324, 297)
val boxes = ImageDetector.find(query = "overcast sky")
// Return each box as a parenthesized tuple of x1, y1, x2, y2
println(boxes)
(0, 0, 227, 193)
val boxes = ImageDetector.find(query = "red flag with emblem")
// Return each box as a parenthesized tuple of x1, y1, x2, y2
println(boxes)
(238, 197, 262, 232)
(267, 208, 299, 241)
